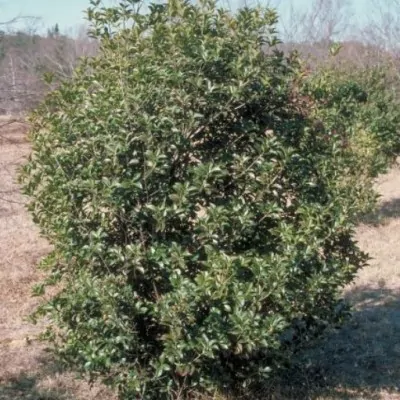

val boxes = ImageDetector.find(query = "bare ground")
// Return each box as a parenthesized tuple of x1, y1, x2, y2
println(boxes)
(0, 119, 399, 400)
(0, 119, 115, 400)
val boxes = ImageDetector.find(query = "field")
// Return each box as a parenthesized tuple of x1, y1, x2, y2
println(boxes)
(0, 118, 399, 400)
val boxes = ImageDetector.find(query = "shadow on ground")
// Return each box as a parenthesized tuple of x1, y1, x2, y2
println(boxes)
(0, 354, 114, 400)
(265, 286, 400, 399)
(0, 376, 64, 400)
(0, 374, 66, 400)
(362, 197, 400, 225)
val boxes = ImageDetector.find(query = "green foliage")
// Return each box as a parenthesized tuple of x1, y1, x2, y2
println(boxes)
(300, 64, 400, 217)
(20, 0, 370, 398)
(302, 65, 400, 178)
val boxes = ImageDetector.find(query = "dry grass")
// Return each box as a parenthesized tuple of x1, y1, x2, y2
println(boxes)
(256, 165, 400, 400)
(0, 118, 399, 399)
(0, 118, 116, 400)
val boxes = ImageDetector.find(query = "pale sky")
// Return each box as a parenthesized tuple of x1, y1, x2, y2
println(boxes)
(0, 0, 376, 35)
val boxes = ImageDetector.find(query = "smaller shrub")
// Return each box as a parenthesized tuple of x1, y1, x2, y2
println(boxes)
(302, 64, 400, 178)
(300, 63, 400, 217)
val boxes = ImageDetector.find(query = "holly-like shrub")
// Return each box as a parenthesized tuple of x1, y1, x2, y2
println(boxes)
(299, 63, 400, 218)
(20, 0, 368, 398)
(302, 64, 400, 179)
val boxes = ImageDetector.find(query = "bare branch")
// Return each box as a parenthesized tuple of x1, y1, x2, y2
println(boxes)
(281, 0, 353, 44)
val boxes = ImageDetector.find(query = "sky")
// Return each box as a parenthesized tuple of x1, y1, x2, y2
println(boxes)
(0, 0, 375, 35)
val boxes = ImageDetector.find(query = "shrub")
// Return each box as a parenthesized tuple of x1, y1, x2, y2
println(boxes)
(20, 0, 368, 398)
(299, 63, 400, 217)
(302, 64, 400, 179)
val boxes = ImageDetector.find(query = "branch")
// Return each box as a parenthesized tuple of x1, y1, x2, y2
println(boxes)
(0, 15, 40, 26)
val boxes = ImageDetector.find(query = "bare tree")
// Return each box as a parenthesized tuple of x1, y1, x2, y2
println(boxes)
(40, 24, 98, 80)
(0, 22, 98, 116)
(362, 0, 400, 53)
(280, 0, 353, 44)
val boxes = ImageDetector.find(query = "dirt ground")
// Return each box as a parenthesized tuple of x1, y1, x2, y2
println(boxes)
(0, 119, 399, 400)
(0, 118, 115, 400)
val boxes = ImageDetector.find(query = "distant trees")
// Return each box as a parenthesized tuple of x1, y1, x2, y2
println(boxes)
(0, 25, 97, 115)
(47, 23, 60, 38)
(280, 0, 353, 44)
(276, 0, 400, 75)
(0, 0, 399, 116)
(363, 0, 400, 52)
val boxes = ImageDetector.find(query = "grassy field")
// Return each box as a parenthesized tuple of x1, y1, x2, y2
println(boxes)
(0, 118, 399, 400)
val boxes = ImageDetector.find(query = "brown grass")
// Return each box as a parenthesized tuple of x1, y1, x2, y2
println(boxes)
(0, 118, 399, 399)
(0, 118, 116, 400)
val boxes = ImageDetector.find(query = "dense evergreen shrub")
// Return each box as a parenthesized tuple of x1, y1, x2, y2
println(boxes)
(20, 0, 369, 398)
(302, 64, 400, 179)
(300, 63, 400, 217)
